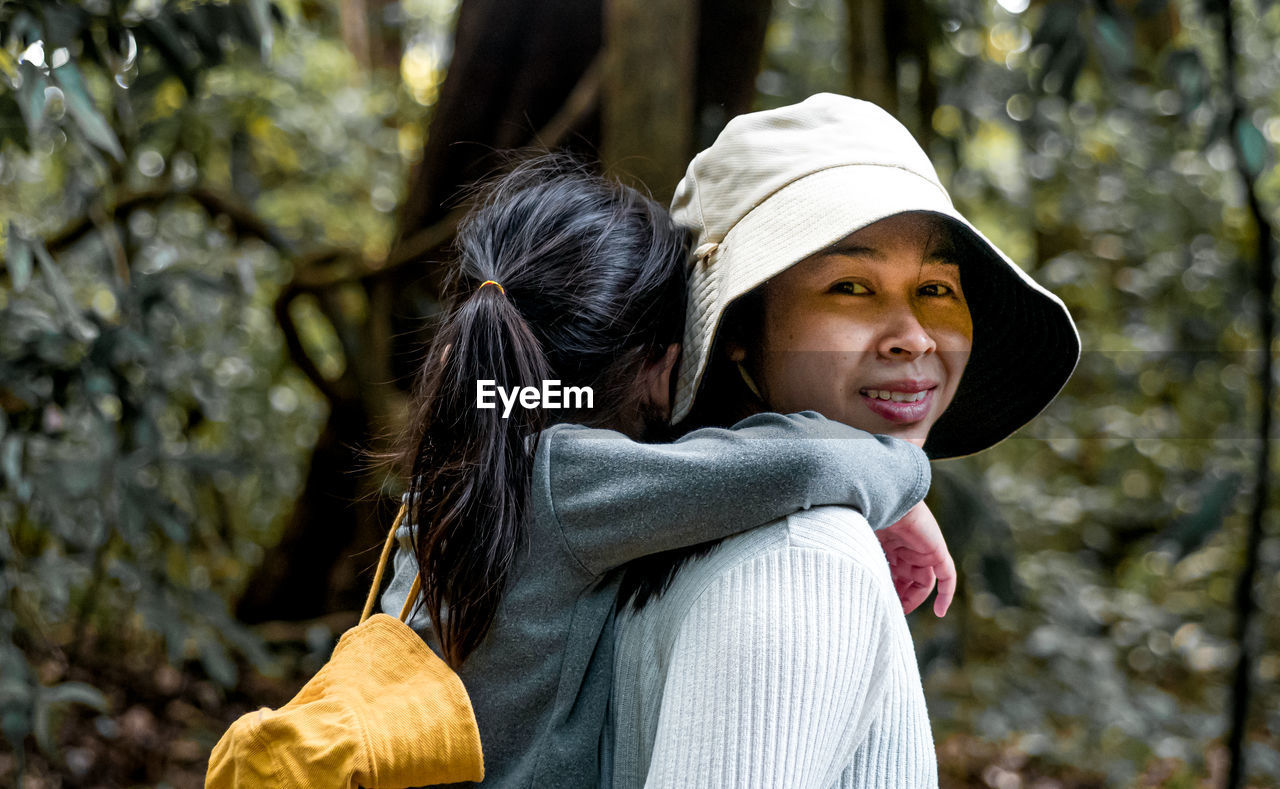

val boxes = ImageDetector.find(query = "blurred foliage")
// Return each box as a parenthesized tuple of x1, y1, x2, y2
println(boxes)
(0, 0, 439, 781)
(1, 0, 1278, 786)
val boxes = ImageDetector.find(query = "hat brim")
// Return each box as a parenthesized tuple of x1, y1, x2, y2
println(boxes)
(673, 163, 1080, 459)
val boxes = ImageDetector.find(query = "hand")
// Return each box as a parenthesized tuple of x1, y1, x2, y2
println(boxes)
(874, 501, 956, 617)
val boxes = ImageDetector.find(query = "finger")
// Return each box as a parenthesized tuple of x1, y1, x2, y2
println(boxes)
(933, 557, 958, 618)
(875, 534, 906, 554)
(900, 581, 932, 614)
(890, 563, 920, 586)
(892, 571, 916, 602)
(885, 547, 940, 564)
(933, 576, 955, 617)
(903, 566, 934, 613)
(908, 564, 936, 586)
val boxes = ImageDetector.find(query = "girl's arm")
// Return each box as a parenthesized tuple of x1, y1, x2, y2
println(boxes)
(536, 410, 929, 576)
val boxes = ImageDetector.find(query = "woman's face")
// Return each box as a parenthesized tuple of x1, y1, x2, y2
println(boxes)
(741, 213, 973, 447)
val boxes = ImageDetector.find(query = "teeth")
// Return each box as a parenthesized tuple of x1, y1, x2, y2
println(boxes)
(861, 389, 928, 403)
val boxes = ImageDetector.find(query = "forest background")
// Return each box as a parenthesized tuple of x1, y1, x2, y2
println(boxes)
(1, 0, 1278, 786)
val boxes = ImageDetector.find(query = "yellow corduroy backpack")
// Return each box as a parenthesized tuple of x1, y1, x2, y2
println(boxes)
(206, 505, 485, 788)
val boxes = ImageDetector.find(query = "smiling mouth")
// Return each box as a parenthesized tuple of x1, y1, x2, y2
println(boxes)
(859, 388, 929, 403)
(858, 385, 937, 424)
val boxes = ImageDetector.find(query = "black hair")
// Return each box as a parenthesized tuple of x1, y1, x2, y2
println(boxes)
(614, 289, 760, 612)
(396, 153, 688, 666)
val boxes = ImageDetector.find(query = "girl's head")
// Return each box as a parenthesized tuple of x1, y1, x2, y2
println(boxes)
(398, 154, 687, 665)
(673, 94, 1080, 458)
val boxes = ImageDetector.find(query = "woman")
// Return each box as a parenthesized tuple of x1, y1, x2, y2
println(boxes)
(379, 154, 953, 787)
(608, 94, 1081, 787)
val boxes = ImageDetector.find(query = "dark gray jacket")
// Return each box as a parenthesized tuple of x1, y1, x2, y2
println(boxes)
(380, 411, 930, 788)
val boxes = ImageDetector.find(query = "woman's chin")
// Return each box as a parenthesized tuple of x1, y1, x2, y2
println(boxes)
(877, 426, 928, 447)
(840, 407, 932, 446)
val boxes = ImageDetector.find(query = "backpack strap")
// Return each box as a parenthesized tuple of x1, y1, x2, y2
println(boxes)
(360, 503, 420, 624)
(397, 572, 422, 622)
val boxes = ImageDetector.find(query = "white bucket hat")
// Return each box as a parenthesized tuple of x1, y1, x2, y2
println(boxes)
(671, 93, 1080, 459)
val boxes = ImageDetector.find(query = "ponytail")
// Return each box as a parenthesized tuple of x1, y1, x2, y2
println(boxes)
(395, 154, 688, 667)
(405, 283, 551, 667)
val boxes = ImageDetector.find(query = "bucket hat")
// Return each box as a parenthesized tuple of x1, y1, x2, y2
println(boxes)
(205, 506, 484, 788)
(671, 93, 1080, 459)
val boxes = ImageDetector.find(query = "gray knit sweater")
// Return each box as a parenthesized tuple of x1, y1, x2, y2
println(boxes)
(379, 411, 930, 787)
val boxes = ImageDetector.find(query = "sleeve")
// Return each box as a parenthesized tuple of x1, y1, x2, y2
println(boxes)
(541, 411, 930, 576)
(641, 545, 896, 789)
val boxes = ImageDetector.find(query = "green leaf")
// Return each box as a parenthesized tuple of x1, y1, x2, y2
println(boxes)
(1031, 1, 1078, 50)
(1159, 472, 1243, 559)
(1234, 117, 1269, 180)
(15, 59, 49, 136)
(51, 61, 124, 162)
(1166, 49, 1207, 114)
(6, 225, 33, 292)
(1044, 35, 1086, 99)
(172, 6, 227, 63)
(200, 599, 275, 672)
(32, 682, 108, 757)
(1, 703, 31, 740)
(1093, 14, 1133, 75)
(37, 3, 88, 51)
(7, 10, 43, 45)
(198, 634, 239, 688)
(136, 16, 199, 96)
(1, 435, 23, 493)
(148, 498, 190, 545)
(0, 92, 31, 151)
(58, 459, 102, 498)
(40, 682, 109, 712)
(246, 0, 275, 61)
(32, 240, 99, 343)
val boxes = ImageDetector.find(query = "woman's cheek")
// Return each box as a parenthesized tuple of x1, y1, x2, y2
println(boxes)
(762, 353, 814, 411)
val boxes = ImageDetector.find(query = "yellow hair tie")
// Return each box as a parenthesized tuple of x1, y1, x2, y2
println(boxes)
(478, 280, 506, 296)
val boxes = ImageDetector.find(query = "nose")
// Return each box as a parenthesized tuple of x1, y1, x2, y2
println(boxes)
(877, 305, 937, 360)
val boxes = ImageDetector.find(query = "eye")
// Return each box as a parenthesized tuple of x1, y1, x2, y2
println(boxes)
(919, 283, 957, 297)
(830, 281, 873, 295)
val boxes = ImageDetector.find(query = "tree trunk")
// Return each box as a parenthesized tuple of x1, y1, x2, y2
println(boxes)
(393, 0, 604, 240)
(236, 398, 374, 621)
(694, 0, 772, 148)
(845, 0, 938, 147)
(1218, 2, 1276, 785)
(602, 0, 698, 203)
(846, 0, 895, 114)
(340, 0, 401, 71)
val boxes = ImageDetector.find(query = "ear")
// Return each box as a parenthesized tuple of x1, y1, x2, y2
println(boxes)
(440, 343, 452, 364)
(726, 340, 746, 363)
(643, 343, 681, 420)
